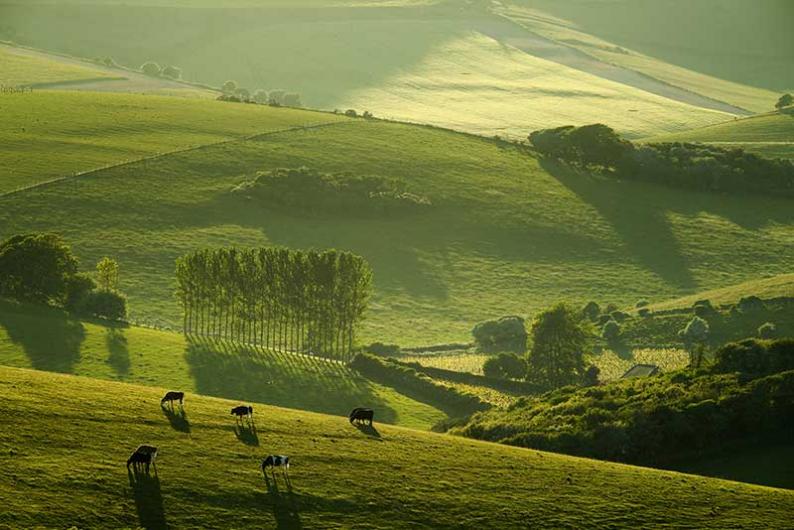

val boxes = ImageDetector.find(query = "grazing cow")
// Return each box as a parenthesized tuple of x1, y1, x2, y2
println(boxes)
(262, 455, 290, 483)
(349, 407, 374, 426)
(161, 391, 184, 407)
(127, 445, 158, 473)
(231, 405, 254, 423)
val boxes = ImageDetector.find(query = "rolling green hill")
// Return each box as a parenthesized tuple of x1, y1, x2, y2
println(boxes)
(647, 111, 794, 160)
(1, 90, 793, 347)
(0, 299, 445, 430)
(0, 0, 741, 138)
(0, 44, 118, 86)
(2, 365, 793, 528)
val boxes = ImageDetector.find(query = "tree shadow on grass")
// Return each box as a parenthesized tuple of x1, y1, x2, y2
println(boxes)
(106, 326, 130, 376)
(184, 338, 398, 423)
(0, 299, 85, 373)
(160, 403, 191, 433)
(128, 469, 167, 530)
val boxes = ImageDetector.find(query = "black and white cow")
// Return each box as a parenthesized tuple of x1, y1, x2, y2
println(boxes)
(349, 407, 374, 425)
(127, 445, 158, 473)
(231, 405, 254, 423)
(261, 455, 290, 483)
(161, 391, 184, 407)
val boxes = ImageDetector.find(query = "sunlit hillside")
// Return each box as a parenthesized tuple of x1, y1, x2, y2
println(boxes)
(2, 366, 793, 528)
(1, 91, 793, 346)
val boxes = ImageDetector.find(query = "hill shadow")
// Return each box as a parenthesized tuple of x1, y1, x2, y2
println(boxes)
(106, 327, 130, 376)
(128, 469, 167, 530)
(160, 404, 191, 433)
(0, 299, 85, 373)
(184, 338, 399, 423)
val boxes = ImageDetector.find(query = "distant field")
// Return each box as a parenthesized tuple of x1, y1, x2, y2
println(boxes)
(0, 91, 345, 193)
(1, 91, 793, 347)
(0, 1, 737, 138)
(0, 45, 116, 86)
(647, 112, 794, 159)
(645, 273, 794, 313)
(0, 299, 445, 430)
(4, 366, 793, 528)
(588, 347, 689, 382)
(399, 352, 489, 375)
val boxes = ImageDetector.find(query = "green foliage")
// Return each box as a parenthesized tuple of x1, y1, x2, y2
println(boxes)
(283, 92, 302, 107)
(738, 295, 765, 313)
(776, 93, 793, 110)
(680, 316, 709, 344)
(161, 64, 181, 79)
(63, 272, 96, 312)
(0, 233, 78, 305)
(635, 300, 649, 308)
(4, 367, 791, 529)
(455, 366, 794, 468)
(712, 338, 794, 377)
(235, 87, 250, 100)
(601, 319, 620, 342)
(482, 353, 527, 380)
(758, 322, 777, 339)
(268, 89, 285, 106)
(350, 353, 490, 417)
(366, 341, 401, 356)
(529, 123, 632, 168)
(176, 247, 372, 361)
(95, 256, 119, 292)
(78, 290, 127, 321)
(252, 88, 268, 104)
(233, 167, 431, 217)
(140, 61, 161, 76)
(527, 304, 589, 388)
(581, 301, 601, 321)
(221, 80, 237, 94)
(472, 316, 527, 354)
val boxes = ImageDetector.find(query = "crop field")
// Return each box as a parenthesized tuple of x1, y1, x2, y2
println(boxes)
(0, 1, 742, 139)
(3, 366, 794, 528)
(0, 91, 345, 193)
(0, 300, 445, 430)
(2, 91, 794, 346)
(648, 112, 794, 160)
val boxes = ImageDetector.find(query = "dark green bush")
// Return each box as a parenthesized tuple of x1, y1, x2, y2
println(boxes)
(366, 342, 401, 356)
(601, 319, 620, 341)
(482, 353, 527, 380)
(161, 65, 181, 79)
(758, 322, 777, 339)
(738, 295, 765, 313)
(712, 338, 794, 377)
(472, 316, 527, 354)
(140, 61, 161, 76)
(78, 290, 127, 321)
(581, 301, 600, 321)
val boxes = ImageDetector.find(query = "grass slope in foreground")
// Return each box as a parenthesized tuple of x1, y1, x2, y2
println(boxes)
(2, 91, 793, 346)
(0, 91, 345, 193)
(647, 111, 794, 160)
(0, 300, 445, 430)
(2, 367, 794, 529)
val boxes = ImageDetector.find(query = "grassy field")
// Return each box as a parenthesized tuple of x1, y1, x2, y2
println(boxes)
(1, 90, 793, 346)
(588, 347, 689, 382)
(522, 0, 794, 96)
(0, 299, 445, 430)
(2, 366, 794, 528)
(0, 1, 737, 138)
(645, 273, 794, 313)
(0, 91, 345, 193)
(647, 111, 794, 160)
(0, 45, 117, 86)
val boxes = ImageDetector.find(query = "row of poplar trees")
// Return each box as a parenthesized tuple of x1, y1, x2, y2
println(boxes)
(175, 247, 373, 361)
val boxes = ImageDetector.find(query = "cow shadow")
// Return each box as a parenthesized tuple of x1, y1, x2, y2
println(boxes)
(233, 422, 260, 446)
(160, 404, 190, 433)
(128, 469, 167, 530)
(352, 422, 382, 440)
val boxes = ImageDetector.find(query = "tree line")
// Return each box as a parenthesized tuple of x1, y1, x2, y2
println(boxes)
(175, 247, 372, 361)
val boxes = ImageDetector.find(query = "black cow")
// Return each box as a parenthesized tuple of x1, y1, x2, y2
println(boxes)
(231, 405, 253, 423)
(127, 445, 158, 473)
(161, 391, 184, 407)
(262, 455, 290, 483)
(349, 407, 374, 425)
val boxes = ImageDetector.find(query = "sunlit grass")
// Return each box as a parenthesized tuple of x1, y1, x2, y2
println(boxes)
(0, 46, 115, 86)
(399, 353, 489, 375)
(588, 347, 690, 382)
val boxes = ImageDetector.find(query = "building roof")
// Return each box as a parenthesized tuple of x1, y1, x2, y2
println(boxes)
(621, 363, 660, 379)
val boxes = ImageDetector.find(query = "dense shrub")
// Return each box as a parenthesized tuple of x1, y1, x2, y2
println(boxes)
(472, 316, 527, 354)
(635, 300, 649, 309)
(221, 80, 238, 94)
(253, 89, 269, 104)
(232, 167, 431, 217)
(527, 304, 588, 388)
(637, 308, 651, 318)
(64, 273, 96, 312)
(712, 338, 794, 376)
(738, 295, 765, 313)
(268, 90, 286, 106)
(529, 124, 794, 198)
(235, 88, 250, 101)
(581, 301, 600, 321)
(78, 290, 127, 321)
(583, 364, 600, 387)
(283, 93, 302, 107)
(140, 62, 161, 76)
(161, 65, 181, 79)
(601, 319, 620, 342)
(366, 342, 401, 356)
(344, 109, 358, 118)
(454, 366, 794, 466)
(350, 353, 490, 416)
(482, 353, 527, 380)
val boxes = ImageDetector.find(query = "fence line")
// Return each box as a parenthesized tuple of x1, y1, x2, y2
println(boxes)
(0, 119, 351, 199)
